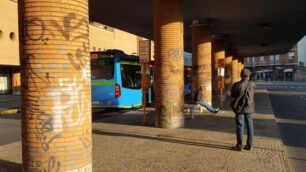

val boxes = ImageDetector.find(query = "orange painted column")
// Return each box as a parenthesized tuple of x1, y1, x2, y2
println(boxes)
(238, 59, 242, 78)
(238, 61, 241, 80)
(224, 55, 233, 95)
(191, 21, 212, 105)
(153, 0, 184, 128)
(232, 58, 239, 83)
(12, 70, 21, 95)
(19, 0, 92, 171)
(212, 38, 225, 108)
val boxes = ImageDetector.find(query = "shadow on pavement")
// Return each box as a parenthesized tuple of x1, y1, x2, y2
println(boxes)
(93, 129, 233, 151)
(98, 112, 280, 139)
(96, 92, 280, 139)
(277, 123, 306, 148)
(269, 94, 306, 121)
(0, 159, 22, 172)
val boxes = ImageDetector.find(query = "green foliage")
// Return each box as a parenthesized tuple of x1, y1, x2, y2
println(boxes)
(298, 61, 305, 68)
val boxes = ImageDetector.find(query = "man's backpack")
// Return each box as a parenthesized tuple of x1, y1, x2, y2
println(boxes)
(231, 82, 250, 113)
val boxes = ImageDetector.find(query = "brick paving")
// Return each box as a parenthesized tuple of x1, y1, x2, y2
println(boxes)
(0, 90, 290, 171)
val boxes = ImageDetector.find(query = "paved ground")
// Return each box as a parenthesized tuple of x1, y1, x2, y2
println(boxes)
(258, 82, 306, 172)
(0, 89, 290, 172)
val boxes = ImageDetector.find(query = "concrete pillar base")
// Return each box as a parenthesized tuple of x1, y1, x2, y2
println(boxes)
(156, 116, 185, 129)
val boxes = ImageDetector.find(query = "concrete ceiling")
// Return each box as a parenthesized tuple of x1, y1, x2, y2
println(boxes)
(89, 0, 306, 57)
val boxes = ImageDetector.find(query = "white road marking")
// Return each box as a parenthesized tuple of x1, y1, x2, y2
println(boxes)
(276, 118, 306, 125)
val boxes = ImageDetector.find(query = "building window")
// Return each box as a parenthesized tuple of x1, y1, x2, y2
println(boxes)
(0, 69, 12, 94)
(260, 56, 264, 65)
(275, 55, 280, 64)
(288, 52, 295, 62)
(270, 55, 274, 64)
(9, 32, 16, 41)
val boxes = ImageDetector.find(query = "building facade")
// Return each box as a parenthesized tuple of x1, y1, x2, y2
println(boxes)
(0, 0, 20, 94)
(298, 35, 306, 67)
(0, 0, 151, 95)
(244, 45, 298, 81)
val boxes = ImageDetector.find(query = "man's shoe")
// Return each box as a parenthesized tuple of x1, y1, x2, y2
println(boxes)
(243, 145, 253, 151)
(231, 146, 242, 151)
(213, 108, 219, 114)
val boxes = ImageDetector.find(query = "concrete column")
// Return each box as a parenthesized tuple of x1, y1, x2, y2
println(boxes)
(19, 0, 92, 171)
(153, 0, 184, 128)
(232, 58, 239, 83)
(224, 55, 232, 95)
(212, 38, 225, 108)
(238, 61, 242, 80)
(238, 58, 243, 78)
(191, 21, 212, 105)
(12, 70, 21, 95)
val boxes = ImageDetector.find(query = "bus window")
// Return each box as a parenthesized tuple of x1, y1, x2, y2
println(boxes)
(121, 61, 141, 89)
(91, 58, 114, 80)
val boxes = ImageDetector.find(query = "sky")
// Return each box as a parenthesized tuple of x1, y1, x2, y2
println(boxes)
(298, 35, 306, 64)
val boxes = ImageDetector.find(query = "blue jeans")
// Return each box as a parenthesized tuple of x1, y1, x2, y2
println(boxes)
(196, 101, 217, 113)
(235, 113, 254, 148)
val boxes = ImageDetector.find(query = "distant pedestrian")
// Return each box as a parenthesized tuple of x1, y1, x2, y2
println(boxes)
(231, 69, 256, 151)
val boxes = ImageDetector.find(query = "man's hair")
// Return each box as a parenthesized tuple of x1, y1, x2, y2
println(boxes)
(240, 69, 250, 78)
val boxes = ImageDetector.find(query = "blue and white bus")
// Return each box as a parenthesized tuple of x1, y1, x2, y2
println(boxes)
(90, 50, 142, 108)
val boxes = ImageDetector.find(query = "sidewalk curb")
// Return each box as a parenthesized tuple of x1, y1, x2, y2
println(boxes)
(0, 109, 19, 115)
(264, 89, 292, 172)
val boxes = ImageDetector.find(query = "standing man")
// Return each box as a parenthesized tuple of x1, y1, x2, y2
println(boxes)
(231, 69, 256, 151)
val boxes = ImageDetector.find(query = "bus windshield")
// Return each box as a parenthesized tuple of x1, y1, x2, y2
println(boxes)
(91, 57, 114, 80)
(121, 60, 141, 89)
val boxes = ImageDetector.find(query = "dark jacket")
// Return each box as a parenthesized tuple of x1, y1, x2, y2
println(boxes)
(231, 79, 256, 113)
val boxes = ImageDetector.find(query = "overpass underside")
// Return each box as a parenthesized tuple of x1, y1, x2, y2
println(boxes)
(18, 0, 305, 171)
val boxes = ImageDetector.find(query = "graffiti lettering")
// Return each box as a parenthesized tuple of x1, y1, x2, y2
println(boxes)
(79, 130, 92, 148)
(34, 156, 61, 172)
(36, 113, 61, 152)
(193, 64, 211, 71)
(168, 48, 183, 60)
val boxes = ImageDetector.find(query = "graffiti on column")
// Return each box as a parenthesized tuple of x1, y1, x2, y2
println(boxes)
(192, 44, 212, 102)
(33, 156, 61, 172)
(157, 85, 184, 114)
(79, 129, 92, 148)
(37, 77, 90, 133)
(193, 64, 210, 73)
(23, 11, 91, 171)
(167, 48, 184, 75)
(169, 48, 183, 61)
(36, 112, 61, 152)
(193, 64, 212, 99)
(25, 13, 89, 71)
